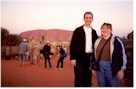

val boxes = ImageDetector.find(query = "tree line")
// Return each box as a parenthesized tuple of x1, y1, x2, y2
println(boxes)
(1, 27, 22, 46)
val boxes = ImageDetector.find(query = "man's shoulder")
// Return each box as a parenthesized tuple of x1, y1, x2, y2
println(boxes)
(74, 25, 84, 32)
(91, 27, 96, 32)
(76, 25, 83, 29)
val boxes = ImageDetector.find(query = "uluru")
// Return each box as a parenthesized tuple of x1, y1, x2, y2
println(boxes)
(19, 29, 73, 42)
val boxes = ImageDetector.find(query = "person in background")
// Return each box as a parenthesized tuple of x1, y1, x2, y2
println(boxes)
(94, 23, 127, 87)
(70, 11, 98, 87)
(18, 39, 29, 67)
(43, 41, 52, 69)
(28, 38, 35, 64)
(61, 43, 67, 63)
(5, 46, 11, 60)
(61, 43, 67, 53)
(33, 42, 40, 65)
(39, 41, 45, 59)
(55, 45, 66, 69)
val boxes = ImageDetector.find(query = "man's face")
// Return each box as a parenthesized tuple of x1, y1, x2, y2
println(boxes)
(84, 14, 93, 27)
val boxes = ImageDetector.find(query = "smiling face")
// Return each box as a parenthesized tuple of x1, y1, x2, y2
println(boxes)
(101, 23, 112, 38)
(84, 13, 93, 27)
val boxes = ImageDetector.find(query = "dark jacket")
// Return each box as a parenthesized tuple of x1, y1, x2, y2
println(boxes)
(70, 25, 98, 63)
(43, 44, 51, 59)
(94, 36, 127, 76)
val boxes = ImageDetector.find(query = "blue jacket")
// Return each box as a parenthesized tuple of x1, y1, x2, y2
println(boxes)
(18, 41, 29, 54)
(94, 36, 127, 76)
(60, 47, 66, 57)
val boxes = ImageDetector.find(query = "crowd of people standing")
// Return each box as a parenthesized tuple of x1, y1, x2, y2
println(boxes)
(18, 38, 67, 69)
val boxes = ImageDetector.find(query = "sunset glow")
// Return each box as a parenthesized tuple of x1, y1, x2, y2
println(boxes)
(1, 0, 133, 37)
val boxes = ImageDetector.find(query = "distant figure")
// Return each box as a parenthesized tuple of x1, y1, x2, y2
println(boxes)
(61, 43, 67, 53)
(55, 45, 66, 69)
(39, 41, 45, 58)
(18, 39, 29, 66)
(33, 42, 40, 65)
(5, 46, 11, 60)
(28, 38, 35, 64)
(42, 41, 52, 69)
(61, 43, 67, 62)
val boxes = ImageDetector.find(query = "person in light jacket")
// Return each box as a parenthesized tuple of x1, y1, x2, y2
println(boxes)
(33, 42, 41, 65)
(18, 39, 29, 66)
(94, 23, 127, 87)
(28, 38, 35, 64)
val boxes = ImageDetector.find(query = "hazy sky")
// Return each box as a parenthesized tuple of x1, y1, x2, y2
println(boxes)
(1, 0, 133, 37)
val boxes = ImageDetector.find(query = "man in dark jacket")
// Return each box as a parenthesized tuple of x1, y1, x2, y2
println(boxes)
(43, 41, 52, 69)
(70, 12, 98, 87)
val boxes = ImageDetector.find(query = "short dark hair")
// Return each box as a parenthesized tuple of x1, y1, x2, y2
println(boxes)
(84, 11, 93, 19)
(101, 22, 112, 30)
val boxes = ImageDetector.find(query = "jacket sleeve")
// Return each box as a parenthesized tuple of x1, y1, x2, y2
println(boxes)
(70, 29, 79, 60)
(116, 37, 127, 71)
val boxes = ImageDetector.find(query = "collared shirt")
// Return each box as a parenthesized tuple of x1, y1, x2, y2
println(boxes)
(83, 26, 92, 53)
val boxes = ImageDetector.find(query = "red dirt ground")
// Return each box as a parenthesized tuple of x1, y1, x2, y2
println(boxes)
(1, 54, 98, 87)
(1, 54, 128, 87)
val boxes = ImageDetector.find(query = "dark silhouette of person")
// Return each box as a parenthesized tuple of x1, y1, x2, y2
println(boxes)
(43, 41, 52, 69)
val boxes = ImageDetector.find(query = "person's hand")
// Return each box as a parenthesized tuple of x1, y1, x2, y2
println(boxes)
(71, 60, 76, 67)
(92, 70, 97, 76)
(117, 70, 124, 80)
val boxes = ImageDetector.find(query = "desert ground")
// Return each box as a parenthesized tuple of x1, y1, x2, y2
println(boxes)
(1, 54, 132, 87)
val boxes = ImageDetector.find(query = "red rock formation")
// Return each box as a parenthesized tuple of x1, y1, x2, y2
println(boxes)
(19, 29, 73, 42)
